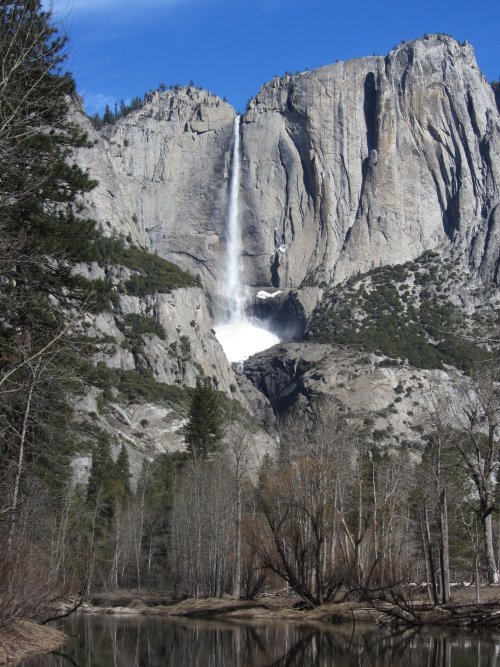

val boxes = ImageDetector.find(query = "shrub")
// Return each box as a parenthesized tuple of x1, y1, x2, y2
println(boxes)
(309, 253, 489, 372)
(83, 236, 199, 297)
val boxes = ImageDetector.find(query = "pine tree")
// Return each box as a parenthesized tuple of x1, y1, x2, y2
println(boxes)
(87, 434, 114, 504)
(185, 378, 224, 459)
(114, 444, 132, 495)
(0, 0, 101, 513)
(103, 103, 114, 124)
(0, 2, 122, 621)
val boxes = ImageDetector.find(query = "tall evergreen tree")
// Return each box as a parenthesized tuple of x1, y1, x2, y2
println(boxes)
(114, 444, 132, 495)
(0, 2, 105, 623)
(185, 378, 224, 459)
(102, 103, 114, 124)
(0, 0, 101, 506)
(87, 434, 114, 504)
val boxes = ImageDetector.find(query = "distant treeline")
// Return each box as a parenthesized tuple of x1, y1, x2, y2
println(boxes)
(89, 81, 205, 129)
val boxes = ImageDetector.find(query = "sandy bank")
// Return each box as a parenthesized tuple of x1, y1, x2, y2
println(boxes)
(0, 620, 65, 666)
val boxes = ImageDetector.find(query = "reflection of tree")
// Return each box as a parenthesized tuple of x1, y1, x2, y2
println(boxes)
(237, 625, 268, 666)
(256, 627, 477, 667)
(50, 651, 81, 667)
(263, 630, 316, 667)
(37, 616, 500, 667)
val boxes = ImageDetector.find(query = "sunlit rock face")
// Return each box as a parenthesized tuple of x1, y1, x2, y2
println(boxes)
(74, 35, 499, 302)
(240, 34, 500, 288)
(72, 87, 236, 304)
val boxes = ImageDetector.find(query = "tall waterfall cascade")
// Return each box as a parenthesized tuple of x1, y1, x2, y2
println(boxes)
(214, 116, 280, 363)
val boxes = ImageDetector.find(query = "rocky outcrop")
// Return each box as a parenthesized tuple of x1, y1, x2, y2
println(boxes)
(242, 342, 473, 451)
(241, 35, 500, 288)
(118, 287, 237, 391)
(74, 35, 499, 314)
(67, 36, 500, 477)
(247, 287, 323, 340)
(73, 88, 236, 310)
(72, 268, 277, 481)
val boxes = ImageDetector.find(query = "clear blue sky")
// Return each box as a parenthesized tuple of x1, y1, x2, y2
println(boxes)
(49, 0, 499, 116)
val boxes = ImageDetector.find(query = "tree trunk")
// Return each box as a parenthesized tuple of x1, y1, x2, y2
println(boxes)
(475, 552, 481, 604)
(420, 515, 433, 604)
(233, 476, 241, 598)
(438, 489, 450, 603)
(424, 503, 439, 605)
(484, 512, 499, 584)
(8, 374, 36, 550)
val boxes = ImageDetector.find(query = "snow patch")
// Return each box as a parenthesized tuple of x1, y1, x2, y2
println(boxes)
(256, 290, 283, 300)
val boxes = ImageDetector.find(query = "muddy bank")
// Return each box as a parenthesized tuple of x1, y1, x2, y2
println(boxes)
(0, 621, 65, 666)
(75, 595, 379, 624)
(72, 587, 500, 628)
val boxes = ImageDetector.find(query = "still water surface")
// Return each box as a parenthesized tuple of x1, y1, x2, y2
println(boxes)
(20, 613, 500, 666)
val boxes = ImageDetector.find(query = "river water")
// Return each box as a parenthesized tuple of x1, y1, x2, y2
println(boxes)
(19, 614, 500, 666)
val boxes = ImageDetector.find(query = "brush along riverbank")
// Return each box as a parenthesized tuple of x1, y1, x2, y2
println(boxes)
(52, 586, 498, 629)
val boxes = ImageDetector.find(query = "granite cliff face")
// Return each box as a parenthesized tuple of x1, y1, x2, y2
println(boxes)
(70, 35, 500, 476)
(76, 34, 500, 309)
(241, 35, 500, 289)
(74, 88, 236, 308)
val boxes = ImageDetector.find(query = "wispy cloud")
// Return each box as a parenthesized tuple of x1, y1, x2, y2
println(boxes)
(81, 91, 116, 115)
(47, 0, 197, 14)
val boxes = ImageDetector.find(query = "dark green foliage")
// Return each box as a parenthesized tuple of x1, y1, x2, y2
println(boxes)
(90, 96, 144, 129)
(87, 434, 114, 503)
(82, 236, 199, 298)
(114, 444, 131, 495)
(88, 81, 210, 130)
(186, 378, 225, 459)
(85, 363, 192, 412)
(124, 267, 194, 297)
(120, 314, 166, 340)
(116, 313, 166, 354)
(140, 452, 187, 514)
(87, 438, 132, 520)
(309, 253, 490, 371)
(179, 335, 191, 359)
(0, 2, 101, 339)
(84, 361, 249, 427)
(81, 277, 121, 313)
(0, 1, 107, 526)
(132, 450, 188, 586)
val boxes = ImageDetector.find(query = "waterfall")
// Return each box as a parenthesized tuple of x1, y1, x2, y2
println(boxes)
(215, 115, 280, 363)
(224, 115, 244, 321)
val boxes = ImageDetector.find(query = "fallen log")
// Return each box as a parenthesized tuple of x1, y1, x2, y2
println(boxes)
(374, 599, 500, 628)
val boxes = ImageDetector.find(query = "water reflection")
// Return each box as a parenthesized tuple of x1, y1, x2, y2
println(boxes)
(19, 614, 500, 667)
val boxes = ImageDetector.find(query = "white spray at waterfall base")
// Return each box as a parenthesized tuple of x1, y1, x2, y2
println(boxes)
(215, 320, 280, 363)
(214, 116, 280, 363)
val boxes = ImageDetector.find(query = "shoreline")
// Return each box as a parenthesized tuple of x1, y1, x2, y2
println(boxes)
(69, 596, 385, 625)
(69, 592, 500, 629)
(0, 620, 65, 666)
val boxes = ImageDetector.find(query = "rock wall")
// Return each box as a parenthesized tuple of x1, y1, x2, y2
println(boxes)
(74, 34, 500, 307)
(74, 88, 236, 310)
(68, 35, 500, 477)
(241, 35, 500, 289)
(242, 341, 474, 452)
